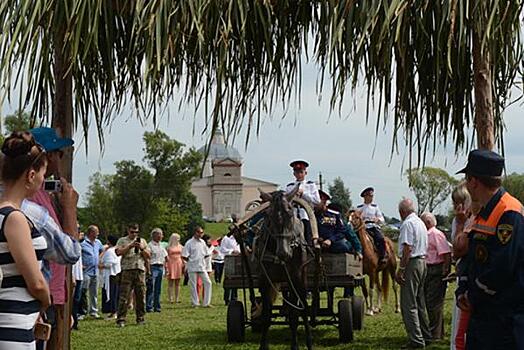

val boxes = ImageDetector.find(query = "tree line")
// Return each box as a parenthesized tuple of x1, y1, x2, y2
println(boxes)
(78, 130, 204, 242)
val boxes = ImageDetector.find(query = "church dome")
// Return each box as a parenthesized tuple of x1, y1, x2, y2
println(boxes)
(198, 130, 242, 161)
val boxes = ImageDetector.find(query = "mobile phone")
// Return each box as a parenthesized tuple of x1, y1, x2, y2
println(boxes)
(134, 236, 140, 254)
(43, 180, 62, 192)
(34, 322, 52, 341)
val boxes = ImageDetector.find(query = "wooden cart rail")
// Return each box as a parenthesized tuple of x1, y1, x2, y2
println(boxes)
(223, 253, 364, 289)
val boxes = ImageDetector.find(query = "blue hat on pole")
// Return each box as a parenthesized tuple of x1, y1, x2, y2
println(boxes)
(29, 127, 74, 152)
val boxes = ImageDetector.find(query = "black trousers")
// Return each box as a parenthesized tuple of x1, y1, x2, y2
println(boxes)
(366, 226, 385, 259)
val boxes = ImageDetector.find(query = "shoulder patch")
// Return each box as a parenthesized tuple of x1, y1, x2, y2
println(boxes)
(357, 204, 364, 208)
(497, 224, 513, 245)
(327, 208, 340, 215)
(371, 204, 377, 207)
(287, 182, 295, 187)
(307, 180, 314, 184)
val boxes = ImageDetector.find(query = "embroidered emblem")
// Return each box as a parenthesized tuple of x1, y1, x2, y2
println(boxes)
(497, 224, 513, 245)
(475, 244, 488, 263)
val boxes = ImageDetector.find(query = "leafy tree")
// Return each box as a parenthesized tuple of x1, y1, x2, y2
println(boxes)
(328, 177, 352, 214)
(111, 160, 156, 232)
(147, 198, 190, 240)
(81, 172, 119, 237)
(143, 130, 202, 202)
(1, 1, 521, 169)
(406, 167, 458, 215)
(503, 173, 524, 203)
(0, 110, 32, 144)
(83, 133, 204, 240)
(142, 130, 204, 235)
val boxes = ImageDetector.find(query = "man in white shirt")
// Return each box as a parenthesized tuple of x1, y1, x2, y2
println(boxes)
(395, 198, 431, 349)
(285, 160, 320, 245)
(182, 226, 212, 307)
(146, 228, 168, 312)
(356, 187, 386, 263)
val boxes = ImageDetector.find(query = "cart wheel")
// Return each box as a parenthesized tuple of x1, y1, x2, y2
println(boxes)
(338, 299, 354, 343)
(352, 296, 364, 331)
(227, 300, 245, 342)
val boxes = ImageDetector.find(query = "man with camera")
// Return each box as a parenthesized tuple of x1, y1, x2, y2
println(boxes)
(115, 223, 151, 327)
(28, 127, 81, 348)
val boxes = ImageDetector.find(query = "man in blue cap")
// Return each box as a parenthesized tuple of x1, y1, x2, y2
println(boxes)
(28, 127, 80, 346)
(455, 149, 524, 349)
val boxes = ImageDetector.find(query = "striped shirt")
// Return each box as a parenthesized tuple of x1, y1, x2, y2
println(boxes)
(0, 207, 47, 349)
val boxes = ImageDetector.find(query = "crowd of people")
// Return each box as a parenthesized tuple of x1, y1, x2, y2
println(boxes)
(0, 126, 521, 349)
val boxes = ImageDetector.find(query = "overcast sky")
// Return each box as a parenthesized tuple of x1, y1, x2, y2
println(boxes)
(3, 63, 524, 218)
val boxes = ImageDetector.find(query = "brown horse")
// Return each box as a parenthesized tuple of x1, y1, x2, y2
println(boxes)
(350, 211, 400, 315)
(255, 187, 314, 350)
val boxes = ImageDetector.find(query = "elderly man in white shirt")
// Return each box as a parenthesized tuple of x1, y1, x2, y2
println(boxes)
(182, 226, 212, 307)
(395, 198, 431, 349)
(146, 228, 168, 312)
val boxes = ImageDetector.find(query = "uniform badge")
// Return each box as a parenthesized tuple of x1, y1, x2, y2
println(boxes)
(497, 224, 513, 245)
(475, 244, 488, 263)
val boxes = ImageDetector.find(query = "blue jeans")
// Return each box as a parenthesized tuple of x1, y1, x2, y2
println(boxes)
(146, 265, 164, 311)
(82, 273, 98, 316)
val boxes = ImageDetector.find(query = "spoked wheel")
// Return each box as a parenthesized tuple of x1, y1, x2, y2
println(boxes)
(227, 300, 245, 342)
(352, 296, 365, 331)
(338, 299, 354, 343)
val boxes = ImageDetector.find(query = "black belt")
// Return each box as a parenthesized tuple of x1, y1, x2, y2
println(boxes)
(151, 263, 164, 267)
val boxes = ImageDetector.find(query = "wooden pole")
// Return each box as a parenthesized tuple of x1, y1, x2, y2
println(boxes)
(52, 25, 73, 350)
(473, 28, 494, 151)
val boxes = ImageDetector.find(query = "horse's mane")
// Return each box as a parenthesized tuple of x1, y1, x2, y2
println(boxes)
(266, 191, 294, 233)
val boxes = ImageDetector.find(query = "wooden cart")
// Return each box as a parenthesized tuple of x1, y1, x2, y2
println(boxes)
(224, 252, 365, 343)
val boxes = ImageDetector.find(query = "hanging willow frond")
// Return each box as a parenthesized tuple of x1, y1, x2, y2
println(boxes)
(0, 0, 522, 159)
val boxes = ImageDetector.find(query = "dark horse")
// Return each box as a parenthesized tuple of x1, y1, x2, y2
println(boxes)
(255, 187, 314, 350)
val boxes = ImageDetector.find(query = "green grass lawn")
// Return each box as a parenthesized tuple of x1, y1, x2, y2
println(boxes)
(72, 277, 455, 349)
(204, 222, 230, 239)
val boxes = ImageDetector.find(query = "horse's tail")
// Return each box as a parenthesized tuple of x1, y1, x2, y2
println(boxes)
(381, 268, 389, 303)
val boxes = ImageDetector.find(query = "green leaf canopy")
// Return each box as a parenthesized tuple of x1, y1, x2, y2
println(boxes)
(0, 1, 522, 157)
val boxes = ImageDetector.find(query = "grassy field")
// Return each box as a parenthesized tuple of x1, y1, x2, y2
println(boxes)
(204, 222, 230, 239)
(72, 277, 455, 350)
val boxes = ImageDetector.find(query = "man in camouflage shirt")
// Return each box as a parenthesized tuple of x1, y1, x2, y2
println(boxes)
(115, 223, 151, 327)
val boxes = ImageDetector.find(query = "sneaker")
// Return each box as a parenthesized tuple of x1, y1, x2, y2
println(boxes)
(77, 315, 85, 321)
(137, 320, 146, 326)
(154, 309, 161, 313)
(90, 313, 102, 319)
(117, 322, 125, 328)
(203, 304, 214, 308)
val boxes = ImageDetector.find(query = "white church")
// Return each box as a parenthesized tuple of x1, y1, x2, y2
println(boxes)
(190, 131, 278, 220)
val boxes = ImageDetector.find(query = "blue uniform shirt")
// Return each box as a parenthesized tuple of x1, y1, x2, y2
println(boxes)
(457, 188, 524, 314)
(317, 208, 347, 242)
